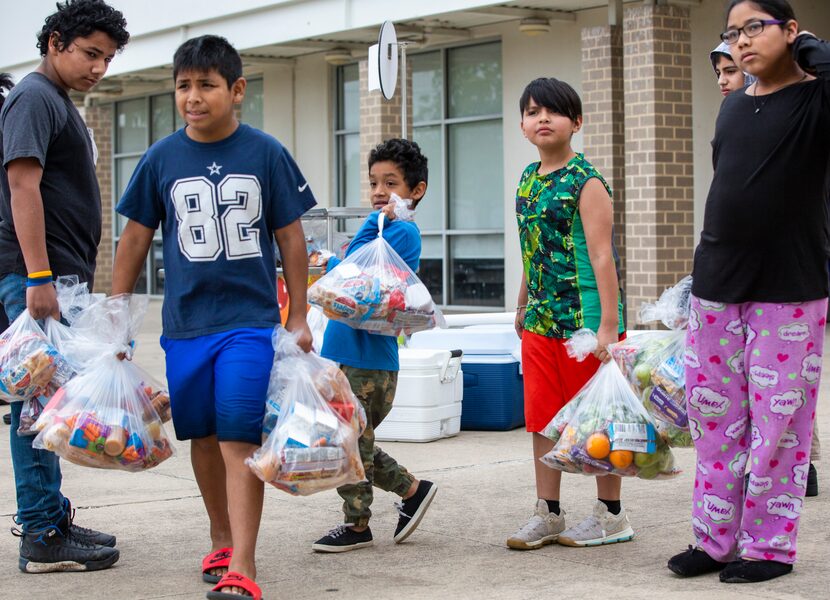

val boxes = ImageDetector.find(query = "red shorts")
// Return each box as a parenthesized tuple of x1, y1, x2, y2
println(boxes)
(521, 330, 625, 433)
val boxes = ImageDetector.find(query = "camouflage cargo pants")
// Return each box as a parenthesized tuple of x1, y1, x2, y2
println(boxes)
(337, 366, 415, 527)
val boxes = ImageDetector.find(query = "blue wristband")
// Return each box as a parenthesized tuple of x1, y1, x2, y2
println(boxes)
(26, 276, 53, 288)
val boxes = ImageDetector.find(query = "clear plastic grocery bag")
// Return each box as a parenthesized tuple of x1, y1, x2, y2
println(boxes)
(638, 275, 693, 330)
(610, 330, 691, 447)
(32, 295, 174, 472)
(248, 328, 366, 495)
(307, 214, 444, 336)
(541, 360, 680, 480)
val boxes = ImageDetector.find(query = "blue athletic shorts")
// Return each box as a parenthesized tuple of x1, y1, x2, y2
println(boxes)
(160, 327, 274, 445)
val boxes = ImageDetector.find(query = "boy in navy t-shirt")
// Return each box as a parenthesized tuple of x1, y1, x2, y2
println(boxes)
(112, 36, 314, 599)
(311, 139, 437, 553)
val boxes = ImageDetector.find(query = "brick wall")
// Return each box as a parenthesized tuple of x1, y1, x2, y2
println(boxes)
(81, 102, 114, 294)
(581, 24, 626, 288)
(358, 59, 412, 202)
(623, 4, 694, 325)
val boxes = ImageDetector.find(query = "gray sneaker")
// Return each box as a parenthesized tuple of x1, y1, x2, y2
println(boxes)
(506, 499, 566, 550)
(557, 500, 634, 547)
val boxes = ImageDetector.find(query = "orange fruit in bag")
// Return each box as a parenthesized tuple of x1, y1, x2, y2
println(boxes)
(585, 432, 611, 459)
(609, 449, 634, 469)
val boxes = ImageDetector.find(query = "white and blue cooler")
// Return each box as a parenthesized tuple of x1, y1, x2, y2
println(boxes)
(374, 348, 463, 442)
(407, 325, 524, 430)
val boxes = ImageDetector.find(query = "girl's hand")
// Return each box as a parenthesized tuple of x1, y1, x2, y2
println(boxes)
(593, 323, 617, 363)
(285, 313, 313, 352)
(514, 306, 526, 339)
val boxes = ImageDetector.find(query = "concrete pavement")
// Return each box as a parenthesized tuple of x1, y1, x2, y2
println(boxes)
(1, 299, 828, 599)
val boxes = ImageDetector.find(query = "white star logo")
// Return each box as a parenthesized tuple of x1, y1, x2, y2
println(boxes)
(207, 162, 222, 176)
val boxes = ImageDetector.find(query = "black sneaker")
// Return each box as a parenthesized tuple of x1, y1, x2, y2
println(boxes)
(14, 525, 120, 573)
(806, 463, 818, 497)
(668, 546, 727, 577)
(3, 412, 10, 425)
(312, 524, 373, 553)
(394, 480, 437, 544)
(720, 559, 793, 583)
(60, 500, 116, 548)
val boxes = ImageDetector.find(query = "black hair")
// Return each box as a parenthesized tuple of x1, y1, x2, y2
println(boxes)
(37, 0, 129, 57)
(173, 35, 243, 88)
(725, 0, 796, 27)
(519, 77, 582, 121)
(0, 73, 12, 110)
(368, 138, 429, 191)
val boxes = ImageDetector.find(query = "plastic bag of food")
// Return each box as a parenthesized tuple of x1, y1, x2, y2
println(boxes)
(638, 275, 692, 330)
(610, 330, 691, 447)
(541, 360, 680, 480)
(32, 295, 174, 471)
(308, 214, 444, 336)
(248, 328, 366, 495)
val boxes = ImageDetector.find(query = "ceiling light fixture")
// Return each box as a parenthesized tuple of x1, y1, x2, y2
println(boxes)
(324, 48, 353, 66)
(518, 17, 551, 36)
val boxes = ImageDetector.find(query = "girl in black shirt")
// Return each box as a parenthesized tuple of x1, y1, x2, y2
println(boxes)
(668, 0, 830, 585)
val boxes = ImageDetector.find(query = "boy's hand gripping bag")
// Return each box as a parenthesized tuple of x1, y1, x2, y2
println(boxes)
(248, 328, 366, 496)
(32, 295, 174, 472)
(307, 214, 445, 336)
(541, 358, 680, 480)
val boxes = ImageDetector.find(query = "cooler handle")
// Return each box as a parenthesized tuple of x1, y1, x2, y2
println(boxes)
(439, 349, 463, 383)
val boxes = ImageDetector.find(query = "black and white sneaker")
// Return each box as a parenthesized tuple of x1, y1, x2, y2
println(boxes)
(14, 525, 120, 574)
(312, 524, 374, 553)
(61, 499, 117, 547)
(393, 480, 437, 544)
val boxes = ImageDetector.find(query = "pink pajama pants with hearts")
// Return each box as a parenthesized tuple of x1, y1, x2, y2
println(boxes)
(685, 295, 826, 564)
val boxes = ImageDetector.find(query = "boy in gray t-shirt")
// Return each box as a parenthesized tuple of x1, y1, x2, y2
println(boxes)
(0, 0, 129, 575)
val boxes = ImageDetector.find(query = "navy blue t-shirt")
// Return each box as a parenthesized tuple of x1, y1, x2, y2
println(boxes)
(117, 124, 316, 338)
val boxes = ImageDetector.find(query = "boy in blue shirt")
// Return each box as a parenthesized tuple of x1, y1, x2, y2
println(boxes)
(112, 35, 314, 600)
(312, 139, 437, 553)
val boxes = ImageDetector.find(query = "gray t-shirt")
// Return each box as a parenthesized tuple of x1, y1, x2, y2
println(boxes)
(0, 72, 102, 285)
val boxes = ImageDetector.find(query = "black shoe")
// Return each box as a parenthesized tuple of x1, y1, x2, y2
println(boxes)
(312, 524, 373, 553)
(60, 499, 116, 547)
(394, 480, 437, 544)
(806, 463, 818, 497)
(668, 546, 728, 577)
(3, 412, 10, 425)
(14, 525, 120, 573)
(720, 559, 793, 583)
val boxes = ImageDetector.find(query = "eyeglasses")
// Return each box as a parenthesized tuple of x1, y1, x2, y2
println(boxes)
(720, 19, 786, 45)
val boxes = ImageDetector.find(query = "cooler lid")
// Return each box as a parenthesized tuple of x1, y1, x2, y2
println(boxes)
(398, 348, 453, 370)
(408, 325, 520, 356)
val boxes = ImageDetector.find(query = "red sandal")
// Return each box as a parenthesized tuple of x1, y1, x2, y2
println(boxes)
(206, 571, 263, 600)
(202, 547, 233, 583)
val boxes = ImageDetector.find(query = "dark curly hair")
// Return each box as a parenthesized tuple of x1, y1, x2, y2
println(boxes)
(37, 0, 129, 57)
(368, 138, 429, 193)
(173, 35, 242, 88)
(0, 73, 13, 110)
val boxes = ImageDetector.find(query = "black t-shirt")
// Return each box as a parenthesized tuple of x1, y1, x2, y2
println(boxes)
(692, 72, 830, 303)
(0, 72, 101, 286)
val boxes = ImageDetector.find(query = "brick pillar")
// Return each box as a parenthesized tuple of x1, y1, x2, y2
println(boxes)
(623, 4, 694, 325)
(81, 102, 114, 294)
(581, 24, 626, 289)
(358, 59, 412, 202)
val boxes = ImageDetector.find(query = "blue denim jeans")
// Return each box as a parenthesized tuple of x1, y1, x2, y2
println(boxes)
(0, 273, 65, 531)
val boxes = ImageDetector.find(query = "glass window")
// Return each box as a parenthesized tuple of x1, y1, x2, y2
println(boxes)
(114, 155, 141, 236)
(448, 43, 502, 119)
(412, 125, 443, 232)
(151, 94, 175, 144)
(450, 235, 504, 306)
(448, 120, 503, 230)
(338, 64, 360, 131)
(242, 78, 264, 129)
(116, 98, 147, 153)
(412, 51, 442, 123)
(410, 42, 504, 308)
